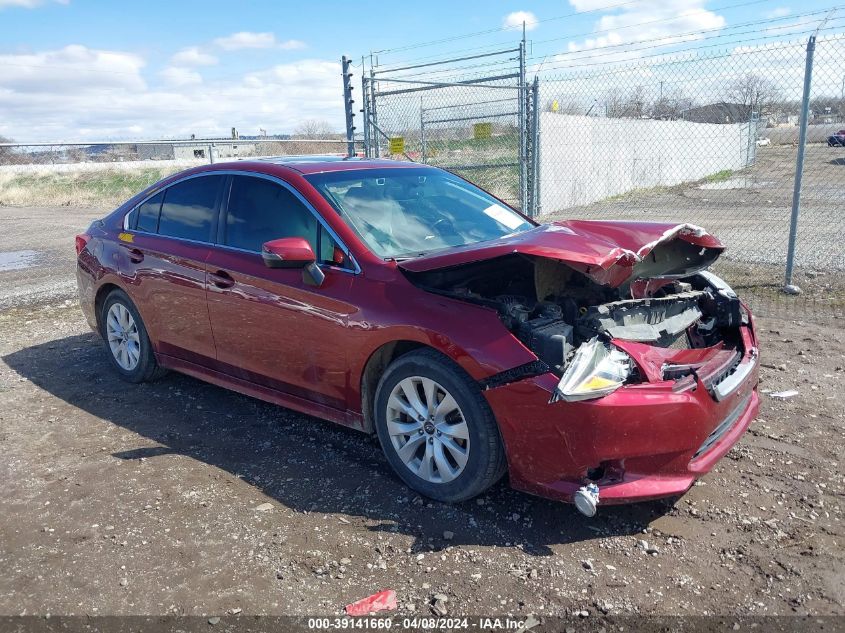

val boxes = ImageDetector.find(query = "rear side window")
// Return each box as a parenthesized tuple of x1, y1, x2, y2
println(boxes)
(224, 176, 319, 253)
(135, 191, 164, 233)
(157, 175, 224, 242)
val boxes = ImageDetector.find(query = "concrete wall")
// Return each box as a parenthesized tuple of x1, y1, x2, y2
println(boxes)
(539, 113, 755, 214)
(171, 143, 257, 161)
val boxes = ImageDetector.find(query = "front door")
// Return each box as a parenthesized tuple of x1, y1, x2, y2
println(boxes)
(205, 175, 355, 410)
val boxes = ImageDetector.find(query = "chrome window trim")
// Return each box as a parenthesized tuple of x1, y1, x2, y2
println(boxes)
(121, 169, 361, 275)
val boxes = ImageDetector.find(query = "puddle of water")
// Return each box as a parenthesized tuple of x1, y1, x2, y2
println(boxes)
(698, 177, 755, 190)
(0, 250, 42, 272)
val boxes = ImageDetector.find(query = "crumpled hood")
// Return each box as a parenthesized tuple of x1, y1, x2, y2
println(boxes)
(397, 220, 724, 287)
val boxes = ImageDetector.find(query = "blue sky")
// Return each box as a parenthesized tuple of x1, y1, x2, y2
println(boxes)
(0, 0, 840, 141)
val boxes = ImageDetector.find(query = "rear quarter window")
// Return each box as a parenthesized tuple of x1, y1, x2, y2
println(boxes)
(135, 191, 164, 233)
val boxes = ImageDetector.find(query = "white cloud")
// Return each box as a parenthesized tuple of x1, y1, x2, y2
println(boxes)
(0, 45, 145, 93)
(503, 10, 539, 31)
(0, 0, 67, 9)
(213, 31, 306, 51)
(279, 39, 306, 50)
(170, 46, 218, 67)
(0, 46, 342, 141)
(562, 0, 725, 63)
(159, 66, 202, 86)
(766, 7, 791, 19)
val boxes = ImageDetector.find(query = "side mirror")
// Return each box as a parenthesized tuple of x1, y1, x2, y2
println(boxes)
(261, 237, 325, 287)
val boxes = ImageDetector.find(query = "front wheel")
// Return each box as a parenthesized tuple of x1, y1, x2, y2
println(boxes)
(374, 349, 507, 503)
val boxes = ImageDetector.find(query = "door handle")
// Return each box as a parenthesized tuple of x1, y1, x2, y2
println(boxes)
(209, 269, 235, 289)
(128, 248, 144, 263)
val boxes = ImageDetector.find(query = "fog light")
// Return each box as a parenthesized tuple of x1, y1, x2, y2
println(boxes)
(574, 483, 600, 517)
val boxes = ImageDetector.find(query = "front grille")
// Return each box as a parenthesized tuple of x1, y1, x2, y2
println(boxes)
(692, 392, 752, 459)
(665, 331, 692, 350)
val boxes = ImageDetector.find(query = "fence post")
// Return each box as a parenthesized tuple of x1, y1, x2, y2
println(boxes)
(369, 62, 380, 158)
(420, 97, 427, 164)
(518, 28, 527, 211)
(208, 144, 214, 164)
(361, 71, 371, 158)
(341, 56, 356, 158)
(532, 76, 541, 218)
(784, 34, 816, 295)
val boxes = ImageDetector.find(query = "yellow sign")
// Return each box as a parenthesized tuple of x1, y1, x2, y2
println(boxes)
(473, 122, 492, 140)
(388, 137, 405, 154)
(118, 232, 134, 243)
(551, 100, 560, 113)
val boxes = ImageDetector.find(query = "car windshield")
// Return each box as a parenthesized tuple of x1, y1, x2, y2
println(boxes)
(305, 167, 534, 259)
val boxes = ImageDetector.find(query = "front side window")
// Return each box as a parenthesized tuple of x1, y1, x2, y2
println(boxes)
(305, 167, 534, 259)
(224, 175, 343, 265)
(157, 175, 224, 242)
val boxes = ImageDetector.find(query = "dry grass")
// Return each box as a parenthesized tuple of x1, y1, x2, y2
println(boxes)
(0, 165, 188, 208)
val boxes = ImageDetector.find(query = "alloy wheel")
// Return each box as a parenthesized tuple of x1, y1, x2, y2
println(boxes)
(106, 303, 141, 371)
(385, 376, 470, 484)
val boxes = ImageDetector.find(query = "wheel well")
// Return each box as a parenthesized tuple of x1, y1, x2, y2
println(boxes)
(93, 283, 121, 336)
(360, 340, 428, 433)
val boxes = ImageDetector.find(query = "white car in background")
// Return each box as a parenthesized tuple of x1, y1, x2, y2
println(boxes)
(755, 137, 771, 147)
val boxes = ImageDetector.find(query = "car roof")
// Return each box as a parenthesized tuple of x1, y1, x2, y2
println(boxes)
(207, 156, 428, 175)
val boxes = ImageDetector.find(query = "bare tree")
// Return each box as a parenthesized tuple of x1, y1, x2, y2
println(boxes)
(650, 91, 695, 120)
(0, 135, 14, 165)
(726, 73, 780, 118)
(292, 119, 338, 139)
(606, 86, 646, 118)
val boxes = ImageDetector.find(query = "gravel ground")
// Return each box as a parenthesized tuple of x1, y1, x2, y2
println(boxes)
(547, 144, 845, 273)
(0, 305, 843, 617)
(0, 206, 101, 310)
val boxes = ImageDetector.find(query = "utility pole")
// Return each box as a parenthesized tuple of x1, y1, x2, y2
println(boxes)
(341, 56, 356, 158)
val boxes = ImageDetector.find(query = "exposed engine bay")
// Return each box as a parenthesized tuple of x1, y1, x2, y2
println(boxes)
(402, 253, 745, 379)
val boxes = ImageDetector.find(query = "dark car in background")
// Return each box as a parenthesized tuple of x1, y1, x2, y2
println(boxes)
(827, 130, 845, 146)
(75, 157, 759, 515)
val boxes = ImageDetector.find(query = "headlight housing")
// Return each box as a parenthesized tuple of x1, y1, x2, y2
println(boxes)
(552, 338, 632, 402)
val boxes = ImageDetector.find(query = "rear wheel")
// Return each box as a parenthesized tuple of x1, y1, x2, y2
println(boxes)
(101, 289, 166, 383)
(374, 349, 507, 502)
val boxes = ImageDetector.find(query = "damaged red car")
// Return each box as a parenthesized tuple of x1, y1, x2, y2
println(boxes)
(76, 158, 759, 514)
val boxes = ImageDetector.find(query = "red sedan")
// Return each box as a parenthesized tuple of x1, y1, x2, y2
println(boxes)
(75, 157, 759, 515)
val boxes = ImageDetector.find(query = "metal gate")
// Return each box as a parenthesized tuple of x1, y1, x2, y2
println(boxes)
(356, 43, 540, 215)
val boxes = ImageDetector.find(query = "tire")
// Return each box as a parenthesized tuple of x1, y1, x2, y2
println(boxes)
(373, 349, 507, 503)
(101, 289, 167, 383)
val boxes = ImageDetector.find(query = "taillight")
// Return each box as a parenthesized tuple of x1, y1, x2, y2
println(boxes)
(75, 234, 91, 256)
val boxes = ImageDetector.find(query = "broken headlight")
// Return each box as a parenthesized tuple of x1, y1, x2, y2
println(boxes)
(553, 338, 632, 402)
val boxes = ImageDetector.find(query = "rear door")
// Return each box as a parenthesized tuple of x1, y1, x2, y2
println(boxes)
(121, 174, 225, 365)
(205, 174, 356, 410)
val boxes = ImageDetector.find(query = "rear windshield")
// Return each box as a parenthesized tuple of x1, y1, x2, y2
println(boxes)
(305, 168, 534, 259)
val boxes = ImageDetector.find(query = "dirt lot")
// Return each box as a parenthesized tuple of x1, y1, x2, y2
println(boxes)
(0, 199, 843, 617)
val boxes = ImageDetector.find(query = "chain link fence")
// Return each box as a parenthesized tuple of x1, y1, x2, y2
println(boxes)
(362, 33, 845, 319)
(0, 138, 353, 209)
(361, 47, 539, 211)
(536, 34, 844, 319)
